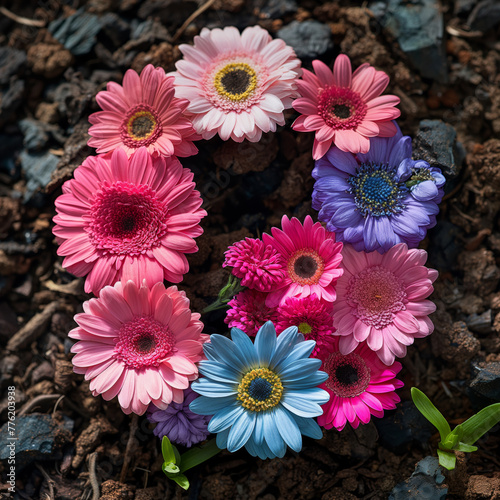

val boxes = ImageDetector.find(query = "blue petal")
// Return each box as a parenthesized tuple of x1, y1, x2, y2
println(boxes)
(208, 404, 244, 433)
(324, 146, 358, 174)
(269, 326, 300, 370)
(275, 405, 302, 452)
(245, 434, 277, 459)
(373, 217, 398, 253)
(291, 414, 324, 440)
(411, 180, 438, 201)
(189, 395, 236, 415)
(285, 372, 329, 390)
(281, 395, 324, 418)
(331, 207, 364, 228)
(388, 136, 412, 167)
(209, 334, 247, 372)
(198, 361, 240, 384)
(253, 412, 265, 446)
(363, 216, 379, 252)
(262, 410, 287, 458)
(216, 427, 230, 450)
(278, 358, 323, 381)
(315, 176, 350, 192)
(227, 410, 256, 452)
(254, 321, 277, 366)
(190, 379, 237, 398)
(230, 328, 258, 368)
(273, 340, 316, 372)
(287, 387, 330, 404)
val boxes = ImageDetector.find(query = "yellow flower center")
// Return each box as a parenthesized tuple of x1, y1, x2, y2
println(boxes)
(237, 368, 283, 412)
(214, 62, 257, 102)
(126, 110, 157, 141)
(298, 322, 312, 334)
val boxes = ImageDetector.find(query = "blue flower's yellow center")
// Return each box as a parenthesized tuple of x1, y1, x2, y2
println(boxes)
(214, 63, 257, 102)
(406, 167, 435, 188)
(348, 164, 407, 217)
(298, 322, 312, 334)
(237, 368, 283, 412)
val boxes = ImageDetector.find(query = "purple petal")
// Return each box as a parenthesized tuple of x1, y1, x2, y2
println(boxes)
(411, 180, 439, 201)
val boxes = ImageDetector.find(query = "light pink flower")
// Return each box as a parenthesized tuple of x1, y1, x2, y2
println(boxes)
(334, 243, 438, 365)
(69, 280, 208, 415)
(225, 289, 278, 336)
(88, 64, 199, 158)
(292, 55, 400, 160)
(276, 294, 336, 357)
(53, 147, 207, 295)
(262, 215, 343, 307)
(169, 25, 301, 142)
(223, 237, 286, 292)
(317, 340, 404, 431)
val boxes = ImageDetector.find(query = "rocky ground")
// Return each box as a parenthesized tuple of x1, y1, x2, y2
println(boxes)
(0, 0, 500, 499)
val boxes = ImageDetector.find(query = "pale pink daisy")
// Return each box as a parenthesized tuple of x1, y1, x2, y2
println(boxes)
(292, 54, 400, 160)
(88, 64, 199, 158)
(262, 215, 343, 307)
(225, 289, 278, 337)
(317, 340, 404, 431)
(52, 147, 207, 295)
(169, 25, 301, 142)
(334, 243, 438, 365)
(223, 237, 286, 292)
(275, 294, 336, 357)
(69, 280, 208, 415)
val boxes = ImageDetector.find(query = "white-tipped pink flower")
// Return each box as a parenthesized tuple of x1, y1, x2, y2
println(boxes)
(88, 64, 199, 158)
(334, 244, 438, 365)
(69, 281, 208, 415)
(169, 25, 301, 142)
(292, 55, 400, 160)
(52, 147, 207, 295)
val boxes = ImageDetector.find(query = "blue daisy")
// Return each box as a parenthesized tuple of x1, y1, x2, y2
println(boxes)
(312, 122, 445, 253)
(189, 321, 329, 459)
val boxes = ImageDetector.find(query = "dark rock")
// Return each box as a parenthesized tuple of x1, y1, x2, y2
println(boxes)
(0, 355, 21, 391)
(0, 302, 18, 342)
(137, 0, 197, 28)
(467, 0, 500, 32)
(19, 151, 60, 203)
(0, 79, 25, 127)
(389, 456, 448, 500)
(19, 119, 50, 152)
(413, 120, 465, 178)
(31, 361, 55, 385)
(370, 0, 448, 83)
(323, 421, 378, 460)
(49, 8, 102, 56)
(455, 0, 478, 15)
(466, 310, 492, 335)
(260, 0, 298, 19)
(467, 361, 500, 407)
(0, 47, 27, 85)
(277, 20, 333, 59)
(374, 401, 435, 453)
(99, 13, 131, 48)
(427, 220, 461, 272)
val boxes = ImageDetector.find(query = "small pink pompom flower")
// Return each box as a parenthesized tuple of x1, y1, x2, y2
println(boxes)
(262, 215, 343, 307)
(292, 55, 400, 160)
(334, 243, 438, 365)
(276, 294, 336, 357)
(223, 237, 286, 291)
(169, 25, 301, 142)
(317, 340, 404, 431)
(88, 64, 199, 158)
(69, 280, 208, 416)
(225, 289, 278, 337)
(53, 147, 207, 295)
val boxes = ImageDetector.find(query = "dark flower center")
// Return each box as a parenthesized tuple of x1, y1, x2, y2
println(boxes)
(237, 368, 283, 412)
(333, 104, 351, 118)
(324, 352, 371, 398)
(318, 86, 367, 130)
(287, 249, 325, 285)
(335, 364, 359, 386)
(294, 255, 318, 279)
(135, 335, 157, 354)
(221, 69, 252, 95)
(214, 62, 257, 102)
(249, 377, 273, 401)
(130, 114, 155, 139)
(121, 104, 163, 147)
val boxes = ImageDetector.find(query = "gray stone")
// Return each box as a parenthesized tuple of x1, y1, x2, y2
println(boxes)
(468, 361, 500, 407)
(467, 0, 500, 32)
(0, 47, 27, 86)
(19, 119, 50, 152)
(19, 151, 60, 203)
(277, 20, 333, 59)
(261, 0, 298, 19)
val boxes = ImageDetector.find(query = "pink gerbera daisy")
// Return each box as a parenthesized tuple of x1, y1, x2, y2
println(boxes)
(275, 294, 336, 357)
(317, 340, 404, 431)
(88, 64, 199, 158)
(169, 25, 301, 142)
(225, 289, 278, 336)
(292, 54, 400, 160)
(69, 280, 208, 415)
(52, 147, 207, 295)
(262, 215, 343, 307)
(223, 237, 286, 292)
(334, 243, 438, 365)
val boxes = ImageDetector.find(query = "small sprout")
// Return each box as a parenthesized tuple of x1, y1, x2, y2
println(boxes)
(411, 387, 500, 470)
(202, 274, 246, 313)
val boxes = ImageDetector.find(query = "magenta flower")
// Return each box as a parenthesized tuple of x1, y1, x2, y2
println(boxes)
(169, 25, 301, 142)
(69, 281, 208, 415)
(225, 289, 278, 337)
(292, 55, 400, 160)
(317, 340, 404, 431)
(223, 237, 286, 292)
(262, 215, 343, 307)
(334, 244, 438, 365)
(276, 294, 336, 357)
(88, 64, 199, 158)
(52, 148, 207, 295)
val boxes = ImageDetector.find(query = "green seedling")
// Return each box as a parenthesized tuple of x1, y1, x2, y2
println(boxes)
(161, 436, 221, 490)
(202, 273, 246, 313)
(411, 387, 500, 470)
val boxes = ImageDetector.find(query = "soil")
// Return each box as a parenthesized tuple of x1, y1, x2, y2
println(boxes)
(0, 0, 500, 499)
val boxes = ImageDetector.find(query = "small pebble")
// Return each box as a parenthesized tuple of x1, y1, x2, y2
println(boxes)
(277, 20, 333, 59)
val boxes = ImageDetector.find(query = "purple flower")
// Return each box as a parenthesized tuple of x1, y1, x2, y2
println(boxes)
(147, 388, 210, 448)
(312, 123, 445, 253)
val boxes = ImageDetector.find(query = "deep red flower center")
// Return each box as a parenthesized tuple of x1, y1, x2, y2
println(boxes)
(287, 249, 324, 285)
(318, 86, 367, 130)
(121, 104, 163, 148)
(324, 351, 371, 398)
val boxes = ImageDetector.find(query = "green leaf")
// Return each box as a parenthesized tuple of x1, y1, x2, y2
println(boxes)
(172, 473, 190, 490)
(163, 463, 180, 474)
(460, 403, 500, 445)
(437, 448, 457, 470)
(411, 387, 451, 442)
(161, 436, 177, 464)
(180, 439, 222, 473)
(442, 424, 463, 450)
(454, 442, 478, 453)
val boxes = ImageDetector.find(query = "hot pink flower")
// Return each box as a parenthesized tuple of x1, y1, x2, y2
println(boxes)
(334, 243, 438, 365)
(262, 215, 343, 307)
(318, 340, 404, 431)
(292, 55, 400, 160)
(276, 294, 336, 357)
(223, 237, 286, 291)
(53, 147, 207, 295)
(225, 289, 278, 336)
(169, 25, 301, 142)
(69, 280, 208, 415)
(88, 64, 199, 158)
